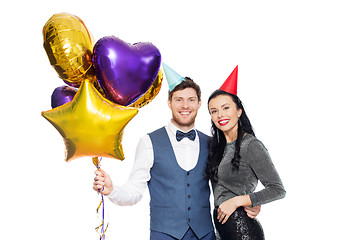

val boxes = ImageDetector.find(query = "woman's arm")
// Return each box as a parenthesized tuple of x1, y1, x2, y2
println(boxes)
(217, 138, 285, 224)
(247, 139, 286, 207)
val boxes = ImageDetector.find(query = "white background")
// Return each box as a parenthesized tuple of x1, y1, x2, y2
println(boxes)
(1, 0, 360, 239)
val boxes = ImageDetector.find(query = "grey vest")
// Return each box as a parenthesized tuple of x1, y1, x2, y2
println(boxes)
(148, 127, 213, 239)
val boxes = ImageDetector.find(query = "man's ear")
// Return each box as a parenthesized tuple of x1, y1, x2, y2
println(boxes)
(168, 99, 172, 110)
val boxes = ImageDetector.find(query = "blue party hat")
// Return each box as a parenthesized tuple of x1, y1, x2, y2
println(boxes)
(162, 63, 185, 91)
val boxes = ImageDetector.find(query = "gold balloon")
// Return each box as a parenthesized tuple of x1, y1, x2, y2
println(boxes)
(42, 80, 138, 162)
(129, 69, 163, 108)
(43, 13, 95, 87)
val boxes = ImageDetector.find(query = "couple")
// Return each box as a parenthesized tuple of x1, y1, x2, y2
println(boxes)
(93, 64, 286, 240)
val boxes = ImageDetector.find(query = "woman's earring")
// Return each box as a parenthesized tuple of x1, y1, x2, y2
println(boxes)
(238, 118, 242, 127)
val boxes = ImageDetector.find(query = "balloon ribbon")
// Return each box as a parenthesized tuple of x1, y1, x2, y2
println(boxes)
(93, 157, 109, 240)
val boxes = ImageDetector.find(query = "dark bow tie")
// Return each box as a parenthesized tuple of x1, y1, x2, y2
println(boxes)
(176, 129, 196, 141)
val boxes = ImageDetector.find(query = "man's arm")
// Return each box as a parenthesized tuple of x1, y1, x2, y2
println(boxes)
(93, 135, 154, 206)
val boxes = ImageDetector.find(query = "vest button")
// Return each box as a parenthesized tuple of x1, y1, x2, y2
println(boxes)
(188, 195, 191, 199)
(188, 218, 191, 222)
(188, 207, 191, 210)
(187, 183, 190, 187)
(187, 172, 190, 175)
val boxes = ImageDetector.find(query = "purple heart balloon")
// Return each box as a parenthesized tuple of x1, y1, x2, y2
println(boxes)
(92, 36, 161, 106)
(51, 85, 78, 108)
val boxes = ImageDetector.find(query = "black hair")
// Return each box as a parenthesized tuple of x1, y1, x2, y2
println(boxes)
(205, 89, 255, 181)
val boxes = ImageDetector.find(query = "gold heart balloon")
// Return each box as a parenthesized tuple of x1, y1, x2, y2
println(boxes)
(43, 13, 95, 87)
(42, 80, 138, 162)
(128, 69, 163, 108)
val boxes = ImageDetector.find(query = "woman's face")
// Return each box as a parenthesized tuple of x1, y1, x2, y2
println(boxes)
(208, 94, 242, 136)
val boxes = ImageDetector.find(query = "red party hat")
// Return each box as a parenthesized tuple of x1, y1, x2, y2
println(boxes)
(220, 65, 238, 95)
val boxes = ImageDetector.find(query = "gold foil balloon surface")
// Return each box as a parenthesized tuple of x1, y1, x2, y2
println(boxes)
(42, 80, 138, 162)
(43, 13, 95, 87)
(129, 69, 163, 108)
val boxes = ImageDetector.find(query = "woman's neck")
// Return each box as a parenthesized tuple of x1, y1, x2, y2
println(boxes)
(223, 128, 238, 143)
(223, 129, 247, 143)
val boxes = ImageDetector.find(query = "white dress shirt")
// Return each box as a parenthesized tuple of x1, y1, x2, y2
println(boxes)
(107, 121, 200, 206)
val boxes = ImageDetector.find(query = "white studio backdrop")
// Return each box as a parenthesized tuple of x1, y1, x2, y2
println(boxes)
(1, 0, 359, 239)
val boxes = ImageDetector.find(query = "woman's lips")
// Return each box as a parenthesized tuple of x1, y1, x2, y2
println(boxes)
(218, 119, 230, 126)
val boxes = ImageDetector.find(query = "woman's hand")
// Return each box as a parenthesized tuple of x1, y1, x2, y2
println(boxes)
(217, 195, 252, 224)
(244, 205, 261, 219)
(217, 197, 239, 224)
(93, 169, 114, 195)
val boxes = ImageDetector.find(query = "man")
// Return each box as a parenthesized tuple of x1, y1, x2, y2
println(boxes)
(93, 64, 260, 240)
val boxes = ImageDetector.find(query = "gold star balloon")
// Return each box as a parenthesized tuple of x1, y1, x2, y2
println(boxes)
(42, 80, 138, 162)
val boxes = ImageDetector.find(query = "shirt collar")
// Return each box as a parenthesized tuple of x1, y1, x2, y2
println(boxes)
(167, 120, 196, 136)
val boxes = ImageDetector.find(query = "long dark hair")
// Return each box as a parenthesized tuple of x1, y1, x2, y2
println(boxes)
(205, 90, 255, 181)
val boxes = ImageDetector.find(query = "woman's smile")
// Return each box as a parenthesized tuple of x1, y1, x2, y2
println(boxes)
(218, 119, 230, 126)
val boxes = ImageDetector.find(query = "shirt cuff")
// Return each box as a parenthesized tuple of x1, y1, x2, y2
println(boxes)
(106, 184, 143, 206)
(106, 186, 118, 201)
(249, 192, 260, 207)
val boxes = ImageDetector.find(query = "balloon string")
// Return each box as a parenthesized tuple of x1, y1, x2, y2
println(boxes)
(92, 157, 108, 240)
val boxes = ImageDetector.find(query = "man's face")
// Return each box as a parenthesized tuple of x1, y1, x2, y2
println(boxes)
(168, 87, 201, 130)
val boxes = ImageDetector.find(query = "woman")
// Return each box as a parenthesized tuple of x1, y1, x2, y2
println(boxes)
(206, 88, 286, 240)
